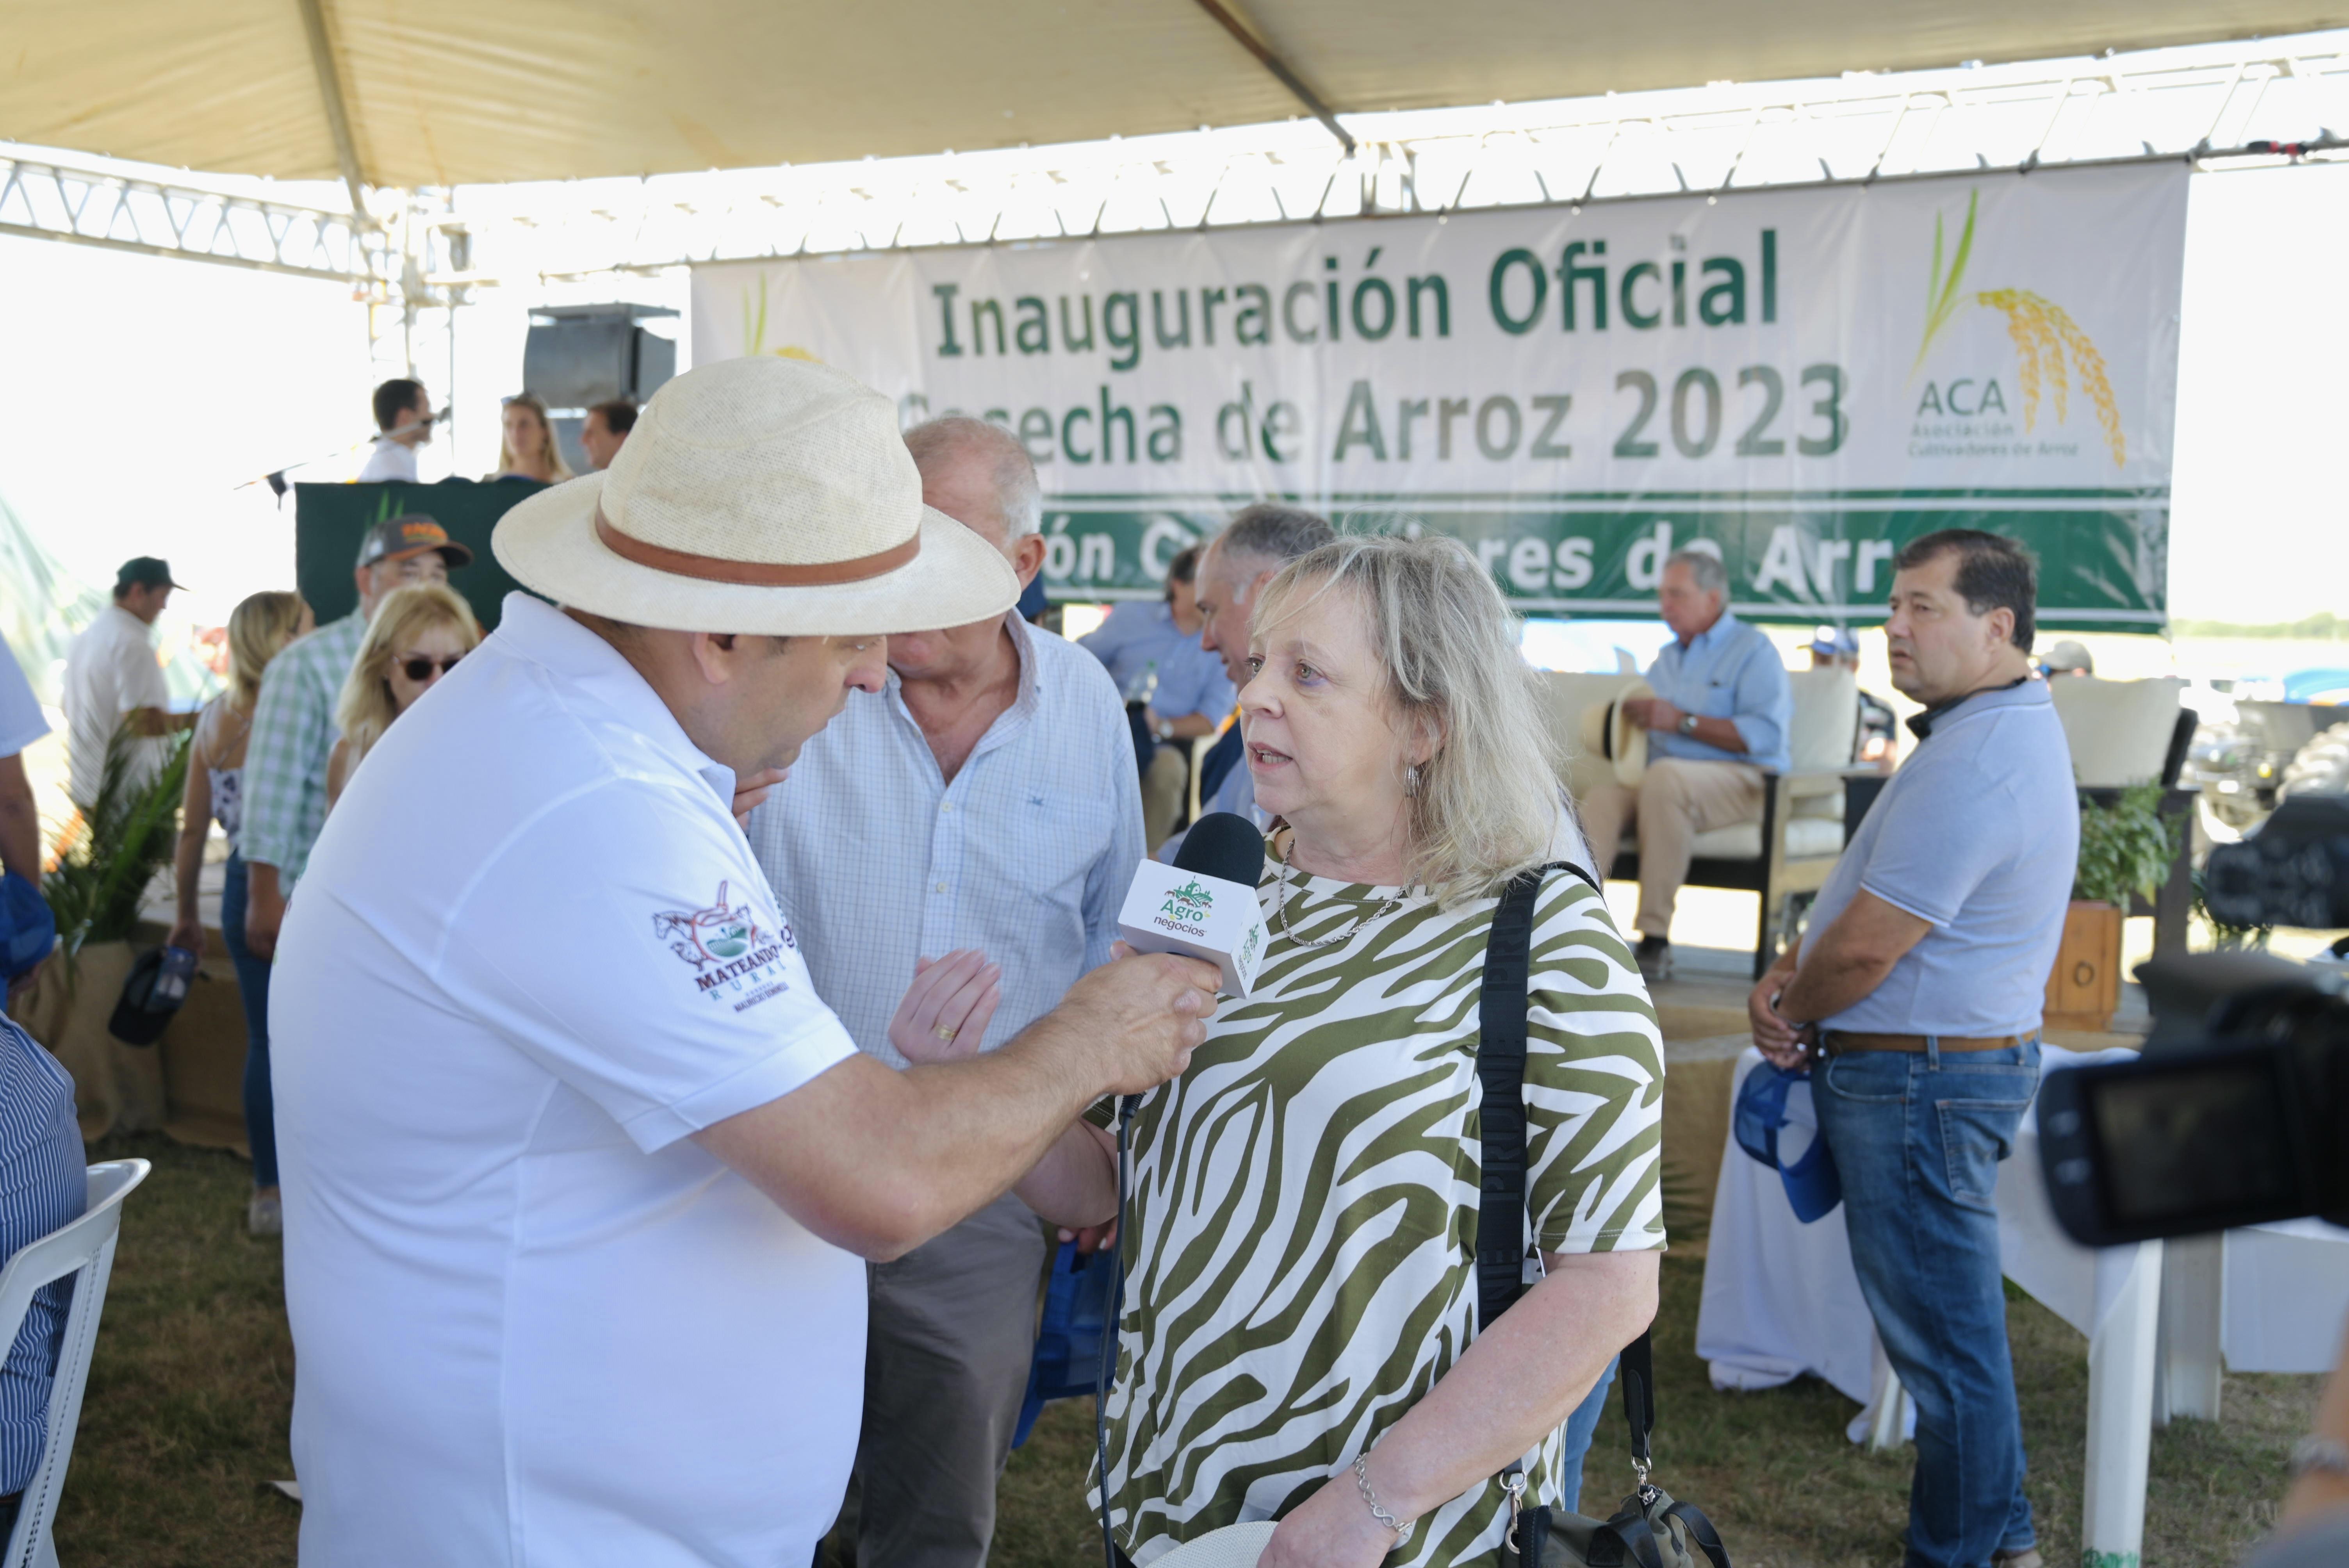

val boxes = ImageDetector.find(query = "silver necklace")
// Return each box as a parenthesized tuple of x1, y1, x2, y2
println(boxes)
(1273, 861, 1407, 949)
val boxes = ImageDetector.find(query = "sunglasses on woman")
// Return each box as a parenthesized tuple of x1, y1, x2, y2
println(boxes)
(399, 654, 464, 682)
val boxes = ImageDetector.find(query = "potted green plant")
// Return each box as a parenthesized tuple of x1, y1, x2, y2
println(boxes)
(27, 720, 190, 1138)
(2046, 782, 2180, 1032)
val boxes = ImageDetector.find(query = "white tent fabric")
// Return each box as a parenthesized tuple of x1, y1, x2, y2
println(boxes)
(5, 0, 2347, 189)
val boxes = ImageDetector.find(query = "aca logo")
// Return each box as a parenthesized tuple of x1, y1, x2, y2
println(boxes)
(1912, 189, 2124, 467)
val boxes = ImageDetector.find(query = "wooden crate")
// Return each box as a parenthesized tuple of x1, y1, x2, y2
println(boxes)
(2044, 899, 2124, 1033)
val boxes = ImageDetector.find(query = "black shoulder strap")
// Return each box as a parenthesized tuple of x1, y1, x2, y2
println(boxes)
(1477, 859, 1669, 1546)
(1475, 860, 1592, 1328)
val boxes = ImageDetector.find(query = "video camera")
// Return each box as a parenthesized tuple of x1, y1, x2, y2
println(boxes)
(2038, 793, 2349, 1248)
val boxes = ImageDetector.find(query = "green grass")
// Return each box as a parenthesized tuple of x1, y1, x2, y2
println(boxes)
(53, 1135, 2321, 1566)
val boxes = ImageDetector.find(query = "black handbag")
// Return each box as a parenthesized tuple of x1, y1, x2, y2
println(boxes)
(1477, 864, 1731, 1568)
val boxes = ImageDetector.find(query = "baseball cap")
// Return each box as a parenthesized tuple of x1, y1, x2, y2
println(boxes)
(1807, 625, 1859, 658)
(115, 556, 186, 592)
(1733, 1061, 1843, 1222)
(2041, 638, 2094, 674)
(357, 514, 474, 571)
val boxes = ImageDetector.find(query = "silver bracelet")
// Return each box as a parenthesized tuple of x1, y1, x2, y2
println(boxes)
(2291, 1434, 2349, 1480)
(1351, 1452, 1415, 1545)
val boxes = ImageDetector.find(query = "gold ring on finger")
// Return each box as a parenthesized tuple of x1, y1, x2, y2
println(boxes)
(935, 1024, 959, 1043)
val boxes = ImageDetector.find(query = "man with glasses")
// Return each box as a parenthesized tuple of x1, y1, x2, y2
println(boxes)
(241, 516, 471, 958)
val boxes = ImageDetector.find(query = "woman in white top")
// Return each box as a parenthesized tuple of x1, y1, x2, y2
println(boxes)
(170, 590, 310, 1237)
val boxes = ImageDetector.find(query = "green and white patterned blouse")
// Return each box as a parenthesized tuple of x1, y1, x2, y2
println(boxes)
(1099, 855, 1666, 1567)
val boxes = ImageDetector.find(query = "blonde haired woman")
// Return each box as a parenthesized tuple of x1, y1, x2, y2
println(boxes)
(169, 589, 311, 1236)
(326, 584, 480, 809)
(488, 392, 574, 484)
(1002, 534, 1665, 1566)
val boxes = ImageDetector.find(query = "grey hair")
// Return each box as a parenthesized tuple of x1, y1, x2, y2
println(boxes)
(1254, 534, 1561, 908)
(1665, 545, 1728, 599)
(903, 416, 1043, 538)
(1217, 502, 1334, 576)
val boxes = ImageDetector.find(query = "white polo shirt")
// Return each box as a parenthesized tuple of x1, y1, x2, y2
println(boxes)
(272, 592, 864, 1567)
(61, 604, 171, 808)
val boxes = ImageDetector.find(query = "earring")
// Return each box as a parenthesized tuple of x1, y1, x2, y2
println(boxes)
(1403, 764, 1422, 798)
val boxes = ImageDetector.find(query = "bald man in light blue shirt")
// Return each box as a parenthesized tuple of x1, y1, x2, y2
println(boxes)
(1577, 547, 1793, 979)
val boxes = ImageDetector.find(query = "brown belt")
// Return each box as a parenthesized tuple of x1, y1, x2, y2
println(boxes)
(1820, 1031, 2021, 1057)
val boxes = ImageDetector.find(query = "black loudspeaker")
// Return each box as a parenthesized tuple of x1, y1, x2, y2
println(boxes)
(520, 303, 679, 472)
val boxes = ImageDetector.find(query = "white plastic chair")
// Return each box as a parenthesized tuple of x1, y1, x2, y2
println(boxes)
(1, 1159, 150, 1568)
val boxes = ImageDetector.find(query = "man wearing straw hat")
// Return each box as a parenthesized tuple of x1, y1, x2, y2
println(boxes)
(268, 356, 1221, 1568)
(1574, 545, 1792, 982)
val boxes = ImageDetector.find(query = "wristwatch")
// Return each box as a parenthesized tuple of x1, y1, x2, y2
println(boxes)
(1155, 718, 1176, 742)
(1677, 712, 1700, 736)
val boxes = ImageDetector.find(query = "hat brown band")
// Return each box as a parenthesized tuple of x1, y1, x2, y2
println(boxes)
(594, 506, 920, 586)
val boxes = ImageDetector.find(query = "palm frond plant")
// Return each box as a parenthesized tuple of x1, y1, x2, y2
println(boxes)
(42, 717, 191, 985)
(2072, 782, 2181, 908)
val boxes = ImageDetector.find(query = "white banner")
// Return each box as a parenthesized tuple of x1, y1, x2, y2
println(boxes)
(692, 163, 2186, 622)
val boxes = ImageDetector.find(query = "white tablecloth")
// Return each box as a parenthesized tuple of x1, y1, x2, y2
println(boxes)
(1694, 1042, 2349, 1564)
(1695, 1045, 2349, 1390)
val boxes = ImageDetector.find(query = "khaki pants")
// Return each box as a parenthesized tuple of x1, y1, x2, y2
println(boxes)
(1141, 743, 1188, 850)
(1577, 758, 1765, 939)
(845, 1190, 1051, 1568)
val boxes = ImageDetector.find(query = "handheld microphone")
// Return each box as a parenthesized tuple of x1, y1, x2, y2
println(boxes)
(1118, 811, 1269, 997)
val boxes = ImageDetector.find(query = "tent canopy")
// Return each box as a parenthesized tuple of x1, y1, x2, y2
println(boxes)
(5, 0, 2345, 190)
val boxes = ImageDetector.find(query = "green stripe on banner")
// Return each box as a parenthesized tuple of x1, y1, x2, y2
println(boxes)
(1038, 491, 2166, 629)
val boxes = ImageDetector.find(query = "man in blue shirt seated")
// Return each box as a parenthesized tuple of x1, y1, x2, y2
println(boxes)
(1576, 546, 1793, 982)
(1079, 543, 1237, 848)
(0, 1014, 85, 1535)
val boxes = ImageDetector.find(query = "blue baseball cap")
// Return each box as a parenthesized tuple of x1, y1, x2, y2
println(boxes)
(0, 871, 56, 985)
(1733, 1061, 1843, 1222)
(1808, 625, 1859, 659)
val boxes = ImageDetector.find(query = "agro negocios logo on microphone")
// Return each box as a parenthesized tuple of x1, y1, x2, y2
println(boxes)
(1154, 878, 1217, 938)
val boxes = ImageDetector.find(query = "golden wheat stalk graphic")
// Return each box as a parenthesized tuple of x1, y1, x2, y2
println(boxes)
(1915, 193, 2126, 467)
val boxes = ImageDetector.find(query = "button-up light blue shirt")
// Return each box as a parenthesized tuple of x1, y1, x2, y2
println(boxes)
(1077, 601, 1236, 723)
(747, 615, 1145, 1069)
(1644, 614, 1793, 773)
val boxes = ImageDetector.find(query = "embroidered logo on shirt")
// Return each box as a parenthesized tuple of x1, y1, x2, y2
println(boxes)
(652, 880, 794, 1010)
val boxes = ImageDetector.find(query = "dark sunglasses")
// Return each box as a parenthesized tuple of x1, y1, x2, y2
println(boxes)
(399, 654, 464, 682)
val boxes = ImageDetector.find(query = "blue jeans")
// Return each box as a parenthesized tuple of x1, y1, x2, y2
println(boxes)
(1555, 1353, 1618, 1516)
(218, 853, 278, 1189)
(1814, 1037, 2040, 1568)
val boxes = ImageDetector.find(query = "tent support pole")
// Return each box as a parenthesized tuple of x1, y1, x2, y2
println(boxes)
(1189, 0, 1355, 155)
(294, 0, 372, 223)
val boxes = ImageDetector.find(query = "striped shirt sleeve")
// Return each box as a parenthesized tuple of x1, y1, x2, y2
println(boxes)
(1523, 879, 1668, 1254)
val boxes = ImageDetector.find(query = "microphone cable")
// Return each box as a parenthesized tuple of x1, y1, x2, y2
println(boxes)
(1095, 1095, 1139, 1568)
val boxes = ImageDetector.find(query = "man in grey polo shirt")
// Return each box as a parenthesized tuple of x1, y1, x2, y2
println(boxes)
(1751, 528, 2074, 1568)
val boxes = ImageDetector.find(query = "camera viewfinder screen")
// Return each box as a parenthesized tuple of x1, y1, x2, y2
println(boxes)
(2089, 1063, 2297, 1227)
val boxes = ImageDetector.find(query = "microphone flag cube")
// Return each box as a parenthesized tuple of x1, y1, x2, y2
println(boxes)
(1117, 859, 1268, 999)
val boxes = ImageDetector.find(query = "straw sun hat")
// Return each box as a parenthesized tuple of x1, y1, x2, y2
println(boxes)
(1577, 678, 1656, 789)
(494, 356, 1019, 636)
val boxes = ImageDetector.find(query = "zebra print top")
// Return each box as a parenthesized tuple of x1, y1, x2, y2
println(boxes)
(1100, 861, 1667, 1565)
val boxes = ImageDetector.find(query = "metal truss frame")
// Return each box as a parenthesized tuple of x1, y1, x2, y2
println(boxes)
(4, 31, 2346, 301)
(0, 154, 381, 285)
(497, 34, 2349, 282)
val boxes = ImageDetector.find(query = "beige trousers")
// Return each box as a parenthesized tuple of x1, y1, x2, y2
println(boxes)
(1141, 743, 1189, 849)
(1576, 758, 1765, 939)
